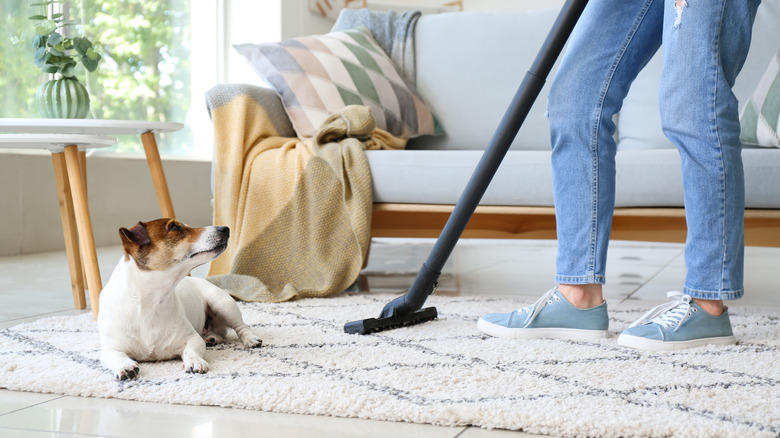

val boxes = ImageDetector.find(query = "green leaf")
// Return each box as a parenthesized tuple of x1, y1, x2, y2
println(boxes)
(48, 31, 61, 46)
(34, 20, 56, 35)
(81, 54, 99, 72)
(32, 34, 44, 49)
(41, 63, 60, 74)
(28, 15, 47, 20)
(61, 62, 76, 78)
(74, 37, 92, 55)
(33, 46, 47, 66)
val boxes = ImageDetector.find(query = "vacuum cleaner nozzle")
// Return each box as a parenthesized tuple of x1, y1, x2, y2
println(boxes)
(344, 306, 438, 335)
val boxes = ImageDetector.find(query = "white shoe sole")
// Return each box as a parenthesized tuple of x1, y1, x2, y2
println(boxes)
(617, 334, 736, 352)
(477, 318, 610, 340)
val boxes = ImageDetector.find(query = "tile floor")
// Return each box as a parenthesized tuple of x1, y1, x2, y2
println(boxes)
(1, 238, 778, 437)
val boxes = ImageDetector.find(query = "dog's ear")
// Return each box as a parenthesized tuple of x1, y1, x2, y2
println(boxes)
(119, 222, 151, 257)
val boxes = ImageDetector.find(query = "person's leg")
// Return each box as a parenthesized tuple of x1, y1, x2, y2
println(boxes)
(662, 0, 759, 306)
(548, 0, 663, 309)
(551, 0, 665, 308)
(478, 0, 663, 339)
(618, 0, 761, 351)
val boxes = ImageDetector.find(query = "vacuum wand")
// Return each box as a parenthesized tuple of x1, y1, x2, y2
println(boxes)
(344, 0, 589, 335)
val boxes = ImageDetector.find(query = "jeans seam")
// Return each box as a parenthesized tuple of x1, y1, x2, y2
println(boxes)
(683, 286, 744, 301)
(713, 0, 727, 292)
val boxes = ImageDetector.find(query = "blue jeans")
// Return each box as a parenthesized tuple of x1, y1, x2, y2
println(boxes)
(547, 0, 761, 300)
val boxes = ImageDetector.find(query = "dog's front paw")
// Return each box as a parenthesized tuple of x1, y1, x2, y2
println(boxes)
(183, 357, 209, 374)
(114, 362, 140, 381)
(237, 329, 262, 349)
(243, 335, 263, 349)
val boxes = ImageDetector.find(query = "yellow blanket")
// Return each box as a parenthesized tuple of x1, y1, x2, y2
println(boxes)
(207, 92, 405, 302)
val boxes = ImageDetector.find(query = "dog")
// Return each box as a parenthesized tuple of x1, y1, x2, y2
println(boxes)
(97, 218, 261, 380)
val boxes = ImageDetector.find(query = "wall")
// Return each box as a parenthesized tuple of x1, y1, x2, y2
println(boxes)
(0, 151, 213, 257)
(281, 1, 334, 40)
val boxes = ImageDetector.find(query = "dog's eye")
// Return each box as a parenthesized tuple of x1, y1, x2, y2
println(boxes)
(168, 223, 182, 232)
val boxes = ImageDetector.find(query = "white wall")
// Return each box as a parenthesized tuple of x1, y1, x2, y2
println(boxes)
(0, 151, 213, 257)
(281, 1, 334, 40)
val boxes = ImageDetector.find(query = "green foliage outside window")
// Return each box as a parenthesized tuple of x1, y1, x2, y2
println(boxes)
(1, 0, 193, 155)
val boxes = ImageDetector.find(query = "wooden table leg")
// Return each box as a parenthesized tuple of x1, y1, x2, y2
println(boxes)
(78, 150, 88, 284)
(63, 145, 102, 319)
(141, 131, 176, 218)
(51, 152, 86, 310)
(79, 150, 87, 195)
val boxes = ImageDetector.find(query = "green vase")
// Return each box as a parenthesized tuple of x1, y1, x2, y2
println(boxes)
(36, 77, 91, 119)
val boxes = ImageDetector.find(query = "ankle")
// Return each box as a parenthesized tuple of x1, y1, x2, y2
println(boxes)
(558, 284, 604, 309)
(692, 298, 725, 316)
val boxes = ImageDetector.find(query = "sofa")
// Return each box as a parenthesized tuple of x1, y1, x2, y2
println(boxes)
(213, 3, 780, 247)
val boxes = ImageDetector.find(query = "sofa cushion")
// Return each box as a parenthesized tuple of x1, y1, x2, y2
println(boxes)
(740, 47, 780, 148)
(234, 26, 437, 139)
(409, 8, 560, 151)
(366, 149, 780, 208)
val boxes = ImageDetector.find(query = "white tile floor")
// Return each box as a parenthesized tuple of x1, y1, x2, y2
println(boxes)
(1, 238, 778, 437)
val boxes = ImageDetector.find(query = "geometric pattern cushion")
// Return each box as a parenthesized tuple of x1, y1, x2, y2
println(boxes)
(740, 47, 780, 148)
(234, 26, 440, 139)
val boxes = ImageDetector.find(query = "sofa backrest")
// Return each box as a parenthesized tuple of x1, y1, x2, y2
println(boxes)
(409, 2, 780, 152)
(410, 7, 560, 151)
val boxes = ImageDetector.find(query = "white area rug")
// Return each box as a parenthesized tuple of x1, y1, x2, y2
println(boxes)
(1, 293, 779, 437)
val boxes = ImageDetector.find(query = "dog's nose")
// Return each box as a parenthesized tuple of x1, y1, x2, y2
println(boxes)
(216, 226, 230, 237)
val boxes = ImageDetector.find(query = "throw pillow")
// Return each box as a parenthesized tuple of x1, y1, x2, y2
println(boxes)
(235, 26, 440, 139)
(740, 48, 780, 148)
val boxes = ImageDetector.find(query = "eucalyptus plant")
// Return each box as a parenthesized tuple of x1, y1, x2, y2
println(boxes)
(26, 0, 102, 78)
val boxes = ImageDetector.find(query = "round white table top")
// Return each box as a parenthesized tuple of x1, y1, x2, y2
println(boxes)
(0, 134, 117, 152)
(0, 118, 183, 135)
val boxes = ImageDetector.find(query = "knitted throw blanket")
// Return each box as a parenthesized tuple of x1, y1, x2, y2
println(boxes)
(206, 88, 405, 302)
(331, 9, 421, 85)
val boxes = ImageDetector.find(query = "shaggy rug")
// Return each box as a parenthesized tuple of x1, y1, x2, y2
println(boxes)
(1, 293, 778, 438)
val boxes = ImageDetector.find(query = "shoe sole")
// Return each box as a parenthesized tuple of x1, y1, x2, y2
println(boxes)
(617, 333, 736, 352)
(477, 318, 610, 340)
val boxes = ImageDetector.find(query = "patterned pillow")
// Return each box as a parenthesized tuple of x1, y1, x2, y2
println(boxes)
(740, 48, 780, 148)
(235, 26, 440, 139)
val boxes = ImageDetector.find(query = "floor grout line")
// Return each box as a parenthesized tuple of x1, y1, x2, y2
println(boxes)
(617, 247, 686, 305)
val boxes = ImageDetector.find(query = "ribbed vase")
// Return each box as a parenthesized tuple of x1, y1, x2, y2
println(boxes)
(36, 77, 90, 119)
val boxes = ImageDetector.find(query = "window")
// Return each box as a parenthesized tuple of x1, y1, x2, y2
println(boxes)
(2, 0, 218, 158)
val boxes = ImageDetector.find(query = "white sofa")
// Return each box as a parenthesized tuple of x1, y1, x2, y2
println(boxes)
(211, 3, 780, 246)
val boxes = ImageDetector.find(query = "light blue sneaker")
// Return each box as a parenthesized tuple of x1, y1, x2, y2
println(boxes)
(617, 291, 736, 351)
(477, 287, 610, 340)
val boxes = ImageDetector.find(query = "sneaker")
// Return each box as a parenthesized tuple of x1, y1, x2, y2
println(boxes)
(617, 291, 736, 352)
(477, 287, 610, 340)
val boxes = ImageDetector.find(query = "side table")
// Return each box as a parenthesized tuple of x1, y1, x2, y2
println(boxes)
(0, 134, 117, 319)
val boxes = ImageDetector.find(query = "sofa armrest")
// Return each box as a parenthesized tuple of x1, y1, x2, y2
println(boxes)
(205, 83, 296, 138)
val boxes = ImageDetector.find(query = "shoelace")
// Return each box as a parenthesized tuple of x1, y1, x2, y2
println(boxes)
(516, 287, 560, 328)
(628, 291, 697, 332)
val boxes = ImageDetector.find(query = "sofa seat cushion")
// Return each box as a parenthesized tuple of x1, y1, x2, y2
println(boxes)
(366, 149, 780, 209)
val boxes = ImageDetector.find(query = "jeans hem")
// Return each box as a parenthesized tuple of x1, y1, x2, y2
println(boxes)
(556, 275, 606, 285)
(683, 287, 744, 301)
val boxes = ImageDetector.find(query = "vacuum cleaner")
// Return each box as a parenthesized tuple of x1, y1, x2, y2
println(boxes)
(344, 0, 590, 335)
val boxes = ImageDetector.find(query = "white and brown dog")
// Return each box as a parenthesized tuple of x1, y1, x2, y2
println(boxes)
(97, 218, 261, 380)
